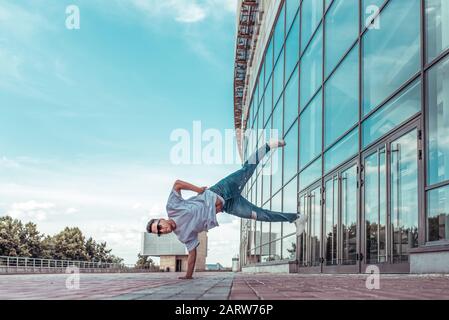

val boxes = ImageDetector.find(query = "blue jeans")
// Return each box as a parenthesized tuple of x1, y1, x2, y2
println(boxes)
(209, 144, 298, 223)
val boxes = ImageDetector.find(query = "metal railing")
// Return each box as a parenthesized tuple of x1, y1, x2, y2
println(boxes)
(0, 256, 156, 274)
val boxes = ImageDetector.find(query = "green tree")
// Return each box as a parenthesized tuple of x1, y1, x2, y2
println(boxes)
(51, 227, 88, 261)
(22, 222, 45, 257)
(135, 253, 157, 270)
(0, 216, 24, 256)
(1, 216, 124, 264)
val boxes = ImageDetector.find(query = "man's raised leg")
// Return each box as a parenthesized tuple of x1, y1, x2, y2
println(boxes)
(225, 195, 298, 223)
(209, 140, 285, 199)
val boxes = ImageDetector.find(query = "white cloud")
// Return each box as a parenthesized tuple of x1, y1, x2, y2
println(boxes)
(132, 202, 142, 210)
(0, 156, 20, 169)
(65, 207, 79, 215)
(6, 200, 56, 222)
(130, 0, 237, 24)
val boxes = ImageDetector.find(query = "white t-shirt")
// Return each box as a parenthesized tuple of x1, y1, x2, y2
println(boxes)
(166, 189, 220, 251)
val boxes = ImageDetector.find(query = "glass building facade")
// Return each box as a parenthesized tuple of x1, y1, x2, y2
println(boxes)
(238, 0, 449, 273)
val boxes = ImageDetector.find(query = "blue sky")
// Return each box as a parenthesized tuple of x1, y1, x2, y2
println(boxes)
(0, 0, 241, 266)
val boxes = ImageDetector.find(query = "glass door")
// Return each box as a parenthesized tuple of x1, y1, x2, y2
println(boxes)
(298, 184, 322, 273)
(362, 122, 421, 273)
(323, 163, 359, 273)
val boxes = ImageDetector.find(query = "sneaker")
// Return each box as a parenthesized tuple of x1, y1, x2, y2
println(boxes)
(295, 214, 308, 236)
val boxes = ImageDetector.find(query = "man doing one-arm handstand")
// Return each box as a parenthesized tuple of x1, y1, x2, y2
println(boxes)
(146, 139, 307, 279)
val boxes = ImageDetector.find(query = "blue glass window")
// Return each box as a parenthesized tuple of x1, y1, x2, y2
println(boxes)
(300, 25, 323, 109)
(274, 4, 285, 62)
(284, 67, 299, 131)
(301, 0, 323, 53)
(286, 0, 300, 32)
(284, 121, 298, 184)
(300, 92, 322, 169)
(299, 157, 322, 191)
(324, 128, 359, 173)
(363, 80, 421, 148)
(325, 45, 359, 147)
(325, 0, 359, 77)
(427, 185, 449, 242)
(273, 49, 285, 105)
(285, 14, 300, 79)
(265, 38, 274, 81)
(426, 0, 449, 63)
(363, 0, 420, 115)
(427, 55, 449, 185)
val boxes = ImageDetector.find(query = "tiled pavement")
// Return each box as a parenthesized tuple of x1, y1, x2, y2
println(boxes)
(1, 272, 449, 300)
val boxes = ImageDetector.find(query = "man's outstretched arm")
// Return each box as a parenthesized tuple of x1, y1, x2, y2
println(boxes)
(179, 248, 196, 279)
(173, 180, 206, 196)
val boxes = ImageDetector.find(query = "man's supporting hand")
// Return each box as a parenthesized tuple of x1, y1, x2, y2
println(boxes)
(181, 247, 197, 280)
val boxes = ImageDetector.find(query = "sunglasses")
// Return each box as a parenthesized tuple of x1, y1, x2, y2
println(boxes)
(150, 220, 162, 237)
(156, 221, 162, 237)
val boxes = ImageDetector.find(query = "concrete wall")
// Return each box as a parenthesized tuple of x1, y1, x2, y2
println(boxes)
(158, 231, 208, 272)
(410, 251, 449, 274)
(242, 261, 297, 274)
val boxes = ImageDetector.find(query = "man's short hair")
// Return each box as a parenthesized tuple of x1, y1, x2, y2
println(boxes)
(146, 219, 159, 234)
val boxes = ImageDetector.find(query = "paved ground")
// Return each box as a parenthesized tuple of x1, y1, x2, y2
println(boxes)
(0, 272, 449, 300)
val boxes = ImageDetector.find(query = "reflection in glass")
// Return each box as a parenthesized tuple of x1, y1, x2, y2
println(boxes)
(284, 67, 299, 130)
(273, 49, 285, 104)
(258, 169, 263, 207)
(300, 91, 322, 169)
(261, 218, 271, 245)
(282, 235, 297, 260)
(286, 15, 300, 79)
(274, 4, 285, 62)
(325, 45, 359, 147)
(286, 0, 300, 32)
(426, 0, 449, 63)
(301, 0, 323, 53)
(363, 0, 420, 115)
(265, 77, 273, 123)
(310, 187, 321, 266)
(270, 192, 282, 241)
(284, 121, 298, 184)
(300, 157, 322, 191)
(325, 177, 338, 265)
(266, 38, 274, 81)
(324, 128, 358, 174)
(255, 220, 262, 248)
(427, 185, 449, 242)
(283, 178, 298, 236)
(427, 56, 449, 185)
(258, 62, 265, 101)
(261, 243, 270, 262)
(298, 186, 321, 267)
(341, 165, 358, 265)
(365, 148, 387, 264)
(325, 0, 359, 76)
(300, 25, 323, 108)
(363, 80, 421, 148)
(298, 192, 308, 266)
(262, 170, 271, 205)
(269, 239, 282, 261)
(391, 129, 419, 263)
(271, 102, 283, 194)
